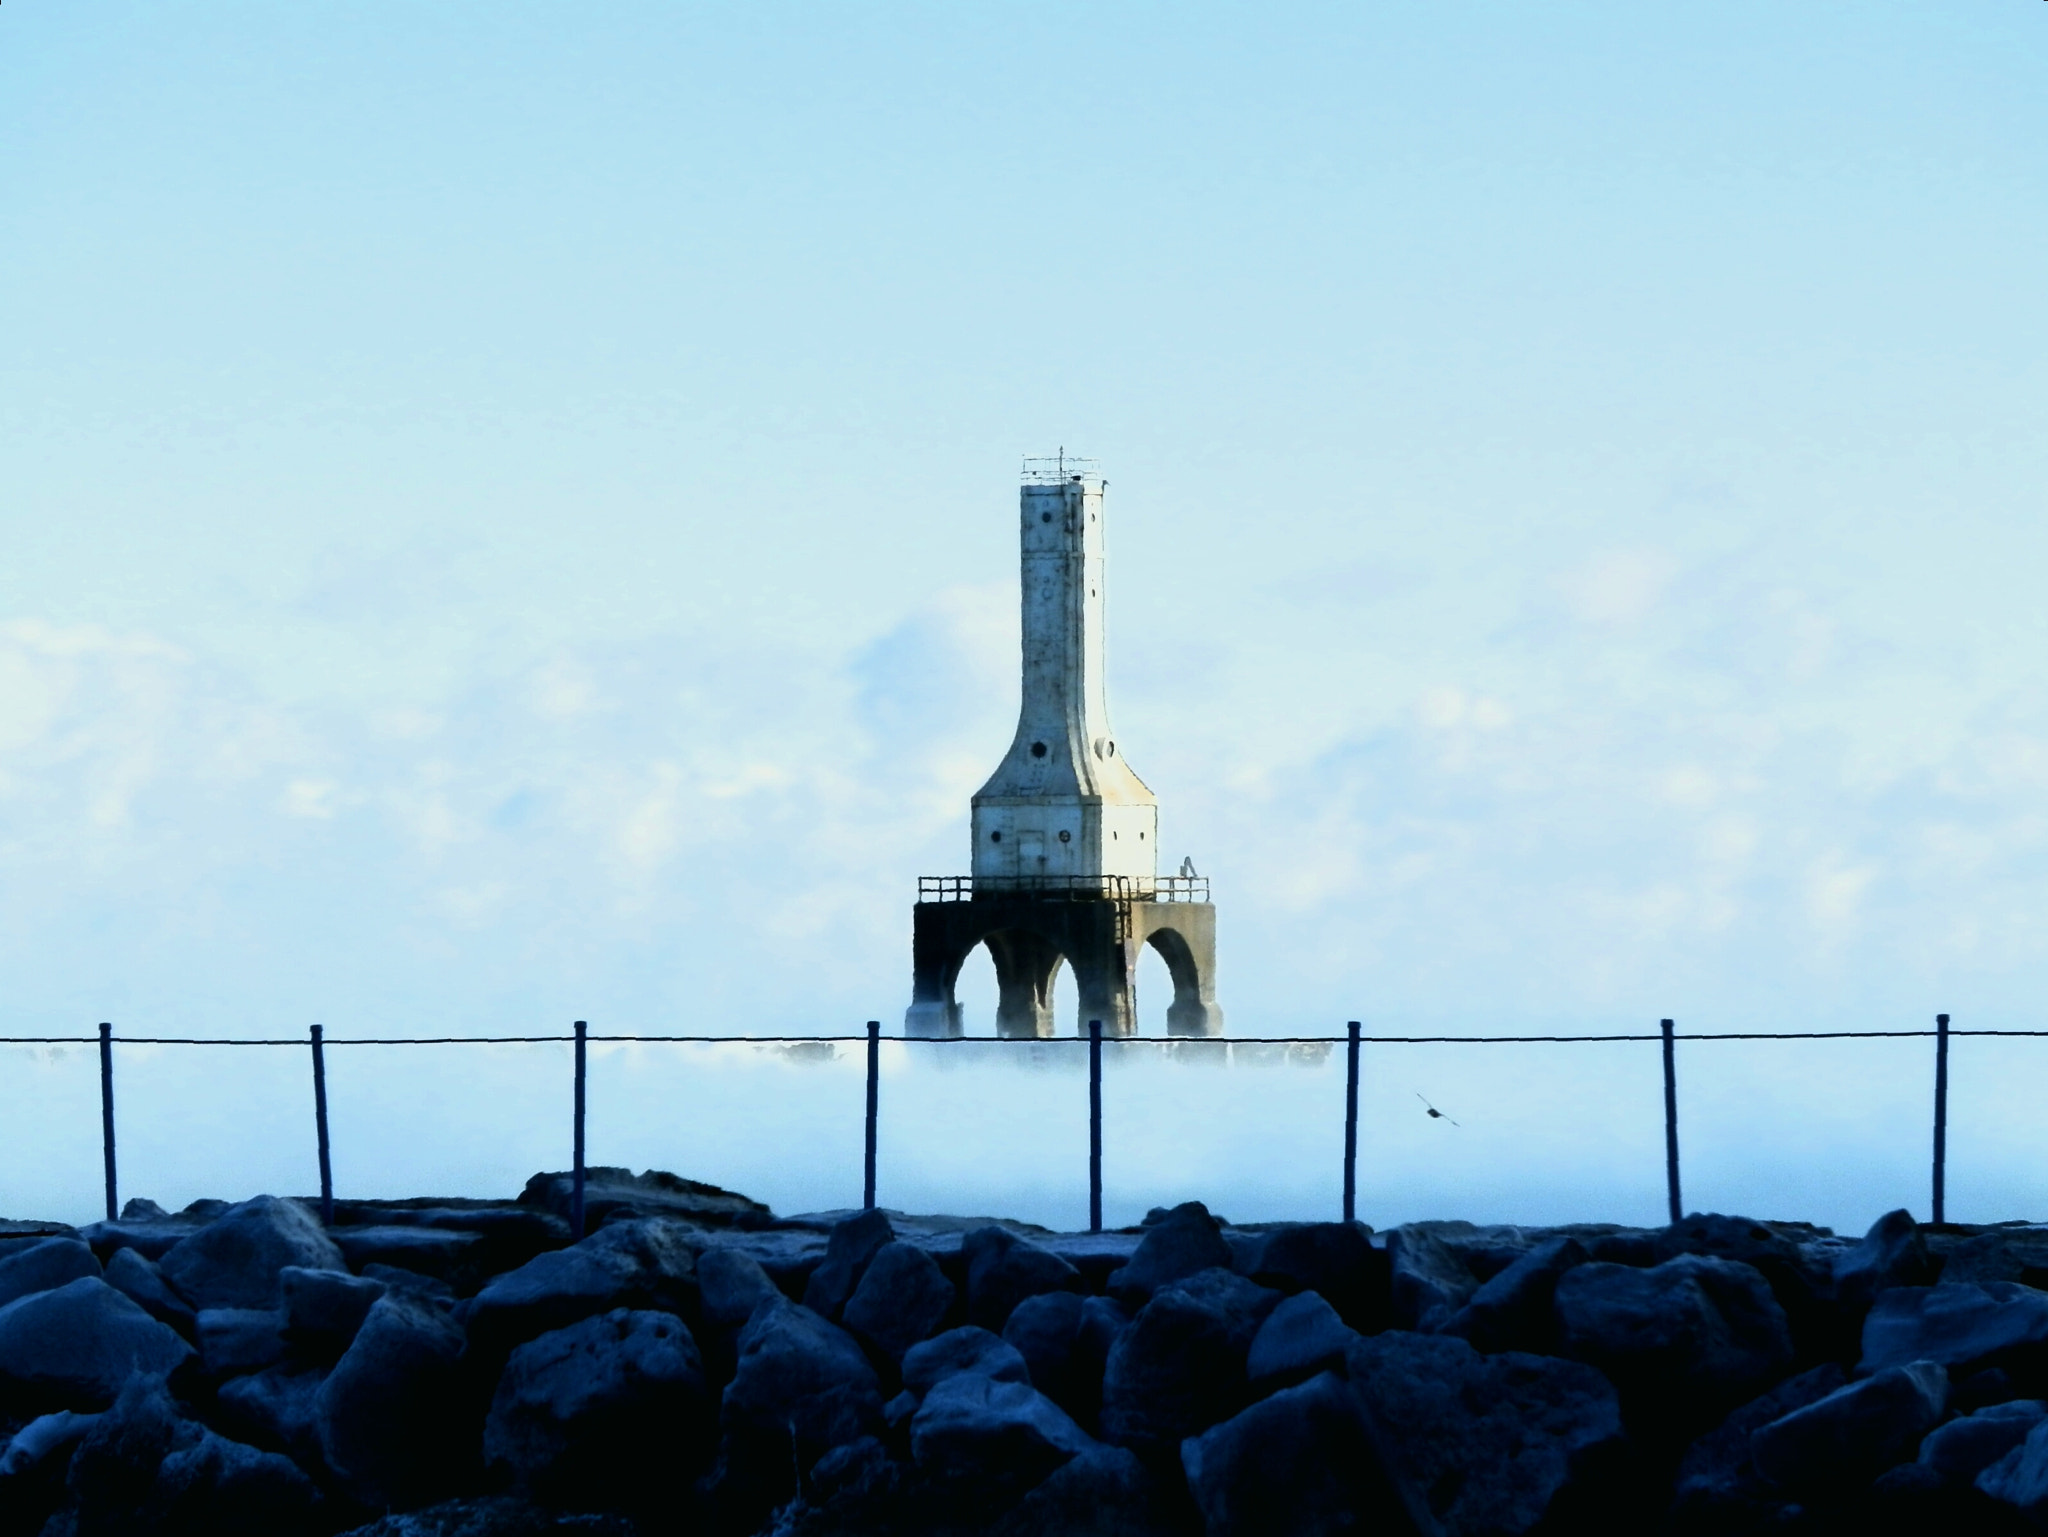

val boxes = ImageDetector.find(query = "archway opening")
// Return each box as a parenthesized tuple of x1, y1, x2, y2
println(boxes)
(1136, 941, 1176, 1036)
(953, 941, 1000, 1037)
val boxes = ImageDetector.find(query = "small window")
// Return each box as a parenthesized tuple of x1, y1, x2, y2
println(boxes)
(990, 831, 1002, 842)
(1041, 512, 1052, 523)
(1058, 830, 1071, 843)
(1030, 741, 1047, 758)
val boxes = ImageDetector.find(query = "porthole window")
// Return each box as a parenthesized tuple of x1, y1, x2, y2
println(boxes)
(1030, 741, 1047, 758)
(990, 831, 1002, 842)
(1041, 512, 1052, 523)
(1058, 830, 1072, 843)
(1140, 832, 1146, 840)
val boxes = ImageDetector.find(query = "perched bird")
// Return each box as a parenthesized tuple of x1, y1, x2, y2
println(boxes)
(1179, 856, 1200, 879)
(1415, 1092, 1460, 1127)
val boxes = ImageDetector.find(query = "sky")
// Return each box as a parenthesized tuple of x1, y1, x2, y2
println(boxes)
(3, 4, 2046, 1230)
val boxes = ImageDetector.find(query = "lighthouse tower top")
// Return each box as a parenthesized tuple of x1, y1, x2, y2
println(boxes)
(971, 459, 1159, 883)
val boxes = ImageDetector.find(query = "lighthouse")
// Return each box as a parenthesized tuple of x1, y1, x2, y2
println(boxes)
(906, 459, 1223, 1038)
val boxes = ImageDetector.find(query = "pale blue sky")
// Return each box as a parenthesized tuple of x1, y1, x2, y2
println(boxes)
(3, 5, 2045, 1226)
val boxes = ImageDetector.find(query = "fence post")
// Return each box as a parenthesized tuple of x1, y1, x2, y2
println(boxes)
(864, 1020, 880, 1211)
(1343, 1021, 1361, 1224)
(1661, 1018, 1682, 1224)
(310, 1024, 334, 1226)
(1088, 1020, 1103, 1234)
(572, 1021, 588, 1241)
(98, 1022, 117, 1223)
(1932, 1012, 1950, 1225)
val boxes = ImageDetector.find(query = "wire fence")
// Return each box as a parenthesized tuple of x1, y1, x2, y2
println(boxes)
(4, 1015, 2037, 1238)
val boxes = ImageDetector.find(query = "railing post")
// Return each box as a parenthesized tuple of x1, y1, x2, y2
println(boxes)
(98, 1022, 117, 1223)
(864, 1020, 880, 1211)
(572, 1021, 588, 1241)
(1088, 1019, 1103, 1234)
(1932, 1012, 1950, 1225)
(1343, 1021, 1361, 1224)
(1661, 1018, 1682, 1225)
(310, 1024, 334, 1226)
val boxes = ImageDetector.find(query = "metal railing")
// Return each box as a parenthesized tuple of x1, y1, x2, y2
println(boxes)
(917, 874, 1210, 903)
(5, 1014, 2039, 1241)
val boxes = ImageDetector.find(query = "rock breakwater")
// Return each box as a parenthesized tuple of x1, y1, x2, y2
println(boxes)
(4, 1170, 2048, 1534)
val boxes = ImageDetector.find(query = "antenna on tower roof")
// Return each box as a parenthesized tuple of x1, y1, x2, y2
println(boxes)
(1020, 448, 1102, 484)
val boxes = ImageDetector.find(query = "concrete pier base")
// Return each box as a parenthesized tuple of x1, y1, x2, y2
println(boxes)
(906, 891, 1223, 1039)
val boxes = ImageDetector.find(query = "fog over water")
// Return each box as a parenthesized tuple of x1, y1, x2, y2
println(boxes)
(4, 7, 2046, 1234)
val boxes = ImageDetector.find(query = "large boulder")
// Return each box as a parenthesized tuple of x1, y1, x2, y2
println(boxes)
(1667, 1363, 1847, 1534)
(330, 1226, 484, 1284)
(157, 1196, 345, 1312)
(0, 1237, 100, 1309)
(986, 1444, 1171, 1537)
(1861, 1282, 2048, 1376)
(215, 1363, 326, 1467)
(1246, 1290, 1357, 1391)
(1749, 1359, 1948, 1493)
(1248, 1221, 1385, 1329)
(1098, 1285, 1246, 1454)
(64, 1371, 201, 1536)
(462, 1219, 697, 1365)
(697, 1246, 782, 1329)
(909, 1370, 1095, 1485)
(802, 1208, 895, 1320)
(196, 1307, 289, 1378)
(963, 1226, 1083, 1330)
(281, 1265, 386, 1356)
(902, 1326, 1030, 1397)
(315, 1292, 471, 1508)
(1183, 1370, 1389, 1537)
(1386, 1225, 1481, 1331)
(722, 1296, 884, 1464)
(1001, 1293, 1125, 1430)
(103, 1247, 197, 1339)
(151, 1424, 323, 1535)
(842, 1240, 955, 1362)
(519, 1166, 769, 1229)
(484, 1307, 712, 1504)
(1936, 1228, 2048, 1288)
(1439, 1236, 1589, 1355)
(1555, 1254, 1794, 1437)
(1833, 1209, 1935, 1311)
(1977, 1416, 2048, 1523)
(0, 1276, 194, 1411)
(1156, 1268, 1282, 1354)
(1919, 1399, 2047, 1485)
(1105, 1203, 1232, 1306)
(1346, 1329, 1624, 1537)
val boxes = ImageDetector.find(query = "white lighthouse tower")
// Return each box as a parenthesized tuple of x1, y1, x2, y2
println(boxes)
(906, 458, 1222, 1038)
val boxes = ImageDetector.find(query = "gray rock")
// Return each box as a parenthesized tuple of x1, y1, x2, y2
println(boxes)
(196, 1307, 289, 1378)
(1183, 1370, 1385, 1537)
(519, 1165, 769, 1229)
(1250, 1220, 1386, 1329)
(484, 1307, 712, 1501)
(1346, 1329, 1624, 1537)
(808, 1433, 899, 1504)
(1862, 1282, 2048, 1375)
(963, 1225, 1082, 1329)
(1977, 1416, 2048, 1521)
(1833, 1209, 1934, 1310)
(64, 1371, 201, 1533)
(0, 1238, 100, 1309)
(902, 1325, 1030, 1397)
(280, 1264, 386, 1350)
(1105, 1203, 1232, 1306)
(0, 1408, 99, 1478)
(76, 1218, 201, 1264)
(1099, 1285, 1245, 1454)
(1156, 1267, 1283, 1354)
(1247, 1290, 1357, 1390)
(1001, 1293, 1125, 1429)
(331, 1225, 482, 1281)
(103, 1247, 197, 1338)
(215, 1363, 326, 1466)
(1919, 1399, 2047, 1483)
(1386, 1224, 1479, 1330)
(1555, 1253, 1794, 1435)
(0, 1276, 193, 1411)
(697, 1246, 781, 1329)
(722, 1296, 884, 1463)
(1749, 1358, 1948, 1492)
(158, 1196, 345, 1311)
(1935, 1227, 2048, 1288)
(909, 1371, 1094, 1484)
(1668, 1364, 1847, 1533)
(315, 1291, 469, 1508)
(842, 1240, 955, 1361)
(1440, 1236, 1589, 1354)
(463, 1218, 697, 1363)
(152, 1424, 322, 1534)
(987, 1443, 1169, 1537)
(802, 1207, 895, 1319)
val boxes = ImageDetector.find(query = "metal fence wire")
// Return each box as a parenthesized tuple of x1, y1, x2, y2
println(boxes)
(4, 1015, 2039, 1237)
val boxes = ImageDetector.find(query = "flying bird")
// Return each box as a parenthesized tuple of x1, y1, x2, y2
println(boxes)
(1416, 1092, 1460, 1127)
